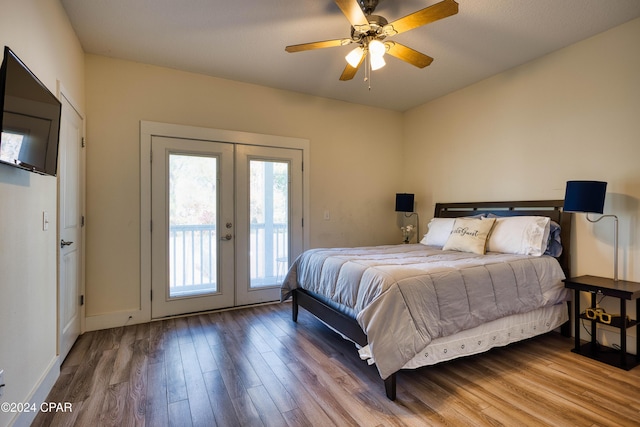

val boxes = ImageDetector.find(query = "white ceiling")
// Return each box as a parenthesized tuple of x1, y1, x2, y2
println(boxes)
(60, 0, 640, 112)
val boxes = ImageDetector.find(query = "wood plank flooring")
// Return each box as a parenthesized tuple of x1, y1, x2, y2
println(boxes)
(33, 302, 640, 426)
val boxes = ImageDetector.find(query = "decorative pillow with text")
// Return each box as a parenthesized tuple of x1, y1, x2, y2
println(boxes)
(443, 217, 496, 255)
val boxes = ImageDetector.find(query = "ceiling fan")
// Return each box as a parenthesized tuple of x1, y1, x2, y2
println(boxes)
(285, 0, 459, 81)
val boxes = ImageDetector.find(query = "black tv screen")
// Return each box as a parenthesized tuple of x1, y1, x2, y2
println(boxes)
(0, 46, 61, 176)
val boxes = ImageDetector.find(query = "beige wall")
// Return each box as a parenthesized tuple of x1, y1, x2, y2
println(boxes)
(84, 56, 404, 318)
(404, 18, 640, 347)
(0, 1, 85, 426)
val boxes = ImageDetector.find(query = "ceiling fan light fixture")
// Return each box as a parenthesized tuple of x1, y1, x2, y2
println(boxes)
(368, 39, 386, 58)
(370, 54, 386, 70)
(345, 46, 364, 67)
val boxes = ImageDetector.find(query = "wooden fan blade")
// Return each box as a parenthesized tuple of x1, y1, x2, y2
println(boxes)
(285, 39, 352, 53)
(334, 0, 371, 32)
(383, 0, 458, 36)
(386, 42, 433, 68)
(339, 53, 365, 81)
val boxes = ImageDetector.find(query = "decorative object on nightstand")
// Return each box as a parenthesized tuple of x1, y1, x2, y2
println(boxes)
(563, 180, 619, 281)
(400, 224, 415, 244)
(395, 193, 419, 243)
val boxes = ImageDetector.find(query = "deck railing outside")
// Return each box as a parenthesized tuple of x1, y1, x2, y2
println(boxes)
(169, 223, 288, 295)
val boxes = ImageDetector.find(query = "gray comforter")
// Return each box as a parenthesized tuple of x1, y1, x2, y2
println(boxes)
(281, 244, 568, 379)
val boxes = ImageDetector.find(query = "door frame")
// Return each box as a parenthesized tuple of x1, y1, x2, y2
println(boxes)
(140, 121, 310, 321)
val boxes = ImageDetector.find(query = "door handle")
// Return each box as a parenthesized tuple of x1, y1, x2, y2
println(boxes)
(61, 239, 74, 248)
(221, 234, 232, 241)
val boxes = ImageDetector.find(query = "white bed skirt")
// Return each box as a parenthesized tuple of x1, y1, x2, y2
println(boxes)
(358, 303, 568, 370)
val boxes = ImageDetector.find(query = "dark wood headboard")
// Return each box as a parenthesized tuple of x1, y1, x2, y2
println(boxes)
(434, 200, 572, 277)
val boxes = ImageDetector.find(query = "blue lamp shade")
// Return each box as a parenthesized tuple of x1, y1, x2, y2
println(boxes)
(395, 193, 415, 213)
(563, 181, 607, 214)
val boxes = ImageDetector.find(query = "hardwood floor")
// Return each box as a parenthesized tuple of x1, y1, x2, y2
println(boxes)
(33, 302, 640, 426)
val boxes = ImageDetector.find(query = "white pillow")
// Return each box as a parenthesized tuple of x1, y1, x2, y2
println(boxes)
(486, 216, 551, 256)
(443, 217, 496, 255)
(420, 218, 455, 246)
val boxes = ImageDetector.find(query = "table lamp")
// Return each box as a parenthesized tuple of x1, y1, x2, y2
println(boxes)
(563, 180, 618, 281)
(395, 193, 419, 243)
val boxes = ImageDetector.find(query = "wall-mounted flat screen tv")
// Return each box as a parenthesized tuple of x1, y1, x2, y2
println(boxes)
(0, 46, 61, 176)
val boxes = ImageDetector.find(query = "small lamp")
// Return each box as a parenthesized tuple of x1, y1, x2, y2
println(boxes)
(345, 46, 364, 68)
(370, 54, 386, 71)
(563, 180, 618, 281)
(395, 193, 419, 243)
(368, 40, 386, 70)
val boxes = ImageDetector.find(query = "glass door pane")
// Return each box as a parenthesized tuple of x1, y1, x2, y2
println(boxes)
(168, 153, 218, 298)
(249, 160, 289, 289)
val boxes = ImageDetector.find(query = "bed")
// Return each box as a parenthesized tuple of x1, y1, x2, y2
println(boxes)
(281, 200, 573, 400)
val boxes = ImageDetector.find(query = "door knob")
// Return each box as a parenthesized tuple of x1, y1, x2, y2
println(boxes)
(221, 234, 232, 241)
(61, 239, 74, 248)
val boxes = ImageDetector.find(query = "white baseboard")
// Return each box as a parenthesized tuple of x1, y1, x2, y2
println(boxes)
(84, 301, 283, 332)
(10, 356, 60, 427)
(85, 309, 150, 332)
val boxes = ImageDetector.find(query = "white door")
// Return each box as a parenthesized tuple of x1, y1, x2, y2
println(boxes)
(150, 136, 303, 318)
(235, 144, 303, 305)
(151, 137, 235, 318)
(58, 94, 83, 360)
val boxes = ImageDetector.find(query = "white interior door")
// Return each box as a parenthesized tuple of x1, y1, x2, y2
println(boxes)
(151, 136, 234, 318)
(235, 145, 303, 305)
(58, 94, 83, 361)
(150, 136, 303, 317)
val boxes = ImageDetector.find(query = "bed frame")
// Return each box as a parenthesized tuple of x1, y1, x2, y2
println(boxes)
(291, 200, 573, 400)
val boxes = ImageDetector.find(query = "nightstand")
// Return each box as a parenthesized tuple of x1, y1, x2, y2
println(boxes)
(563, 275, 640, 370)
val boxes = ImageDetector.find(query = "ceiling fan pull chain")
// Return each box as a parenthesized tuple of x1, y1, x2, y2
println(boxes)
(367, 53, 373, 90)
(364, 52, 370, 85)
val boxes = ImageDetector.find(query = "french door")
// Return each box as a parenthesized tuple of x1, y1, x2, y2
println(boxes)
(235, 144, 303, 305)
(150, 136, 302, 318)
